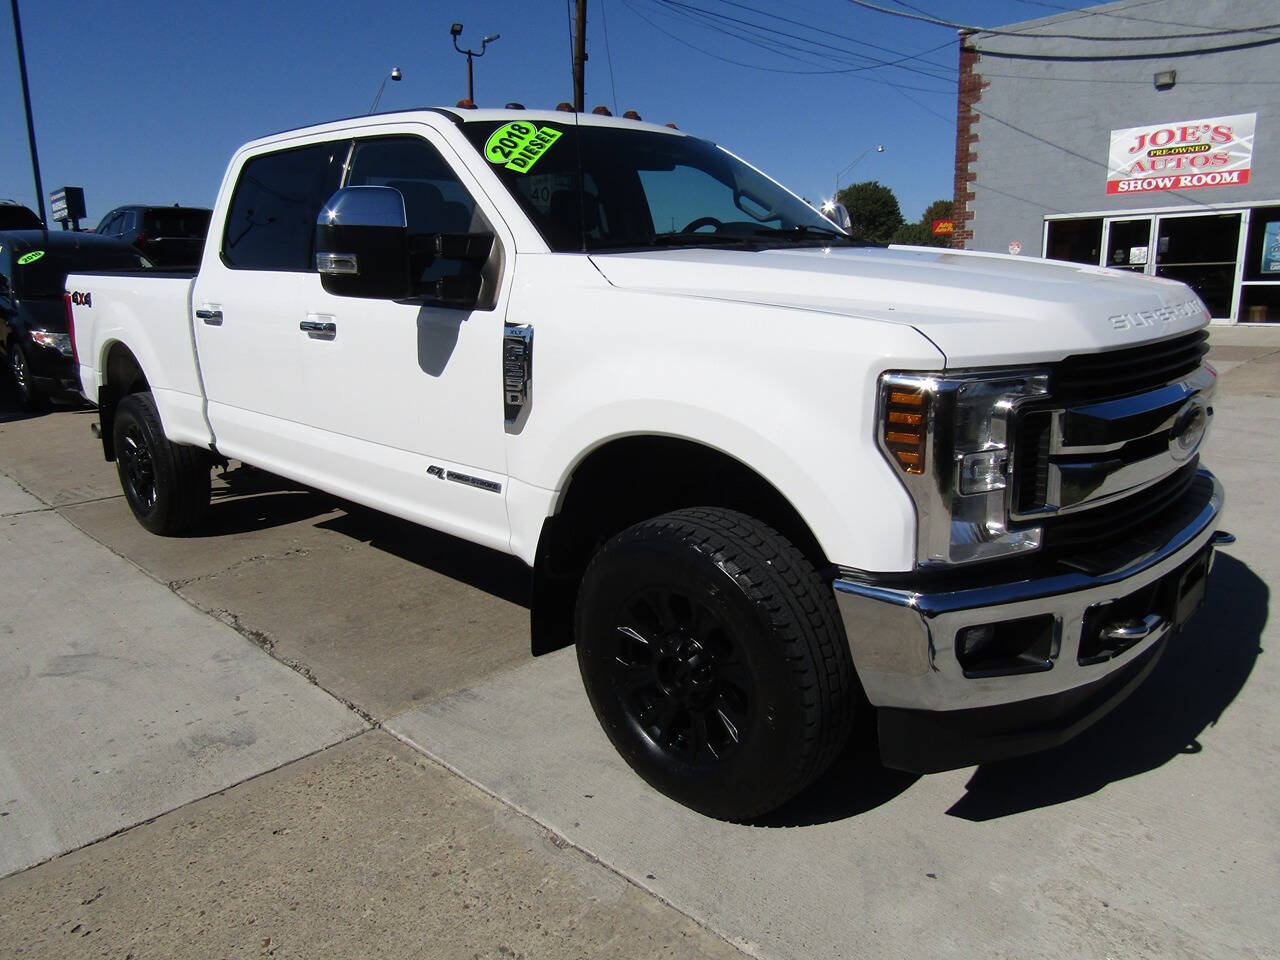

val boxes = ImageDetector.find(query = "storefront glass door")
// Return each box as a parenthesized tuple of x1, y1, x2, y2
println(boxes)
(1153, 212, 1242, 320)
(1103, 219, 1153, 272)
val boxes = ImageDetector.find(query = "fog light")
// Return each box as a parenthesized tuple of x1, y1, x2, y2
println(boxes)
(956, 615, 1057, 677)
(958, 624, 997, 661)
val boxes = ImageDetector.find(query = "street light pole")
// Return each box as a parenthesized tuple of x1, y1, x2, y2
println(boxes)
(834, 144, 885, 200)
(9, 0, 46, 226)
(451, 23, 499, 104)
(368, 66, 402, 114)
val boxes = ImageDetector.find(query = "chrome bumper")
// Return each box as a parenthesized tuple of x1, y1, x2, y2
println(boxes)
(833, 468, 1224, 712)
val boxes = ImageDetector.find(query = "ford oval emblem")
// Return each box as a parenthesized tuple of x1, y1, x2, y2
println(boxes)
(1169, 398, 1209, 461)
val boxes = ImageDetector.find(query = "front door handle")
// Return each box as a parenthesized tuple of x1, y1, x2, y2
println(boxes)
(195, 308, 223, 326)
(300, 316, 337, 341)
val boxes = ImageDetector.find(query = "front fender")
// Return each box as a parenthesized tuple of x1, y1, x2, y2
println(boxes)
(504, 265, 944, 573)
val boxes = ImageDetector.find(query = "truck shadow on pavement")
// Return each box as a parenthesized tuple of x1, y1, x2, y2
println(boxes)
(317, 504, 533, 609)
(946, 552, 1266, 822)
(197, 464, 342, 536)
(761, 553, 1266, 828)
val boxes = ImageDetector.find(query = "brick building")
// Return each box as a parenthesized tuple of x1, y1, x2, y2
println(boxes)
(953, 0, 1278, 323)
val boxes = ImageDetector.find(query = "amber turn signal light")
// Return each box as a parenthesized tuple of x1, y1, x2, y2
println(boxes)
(884, 386, 928, 474)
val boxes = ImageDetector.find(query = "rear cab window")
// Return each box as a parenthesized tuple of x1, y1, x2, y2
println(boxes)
(221, 142, 349, 271)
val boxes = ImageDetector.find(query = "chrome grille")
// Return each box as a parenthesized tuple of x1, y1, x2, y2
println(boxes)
(1012, 331, 1214, 542)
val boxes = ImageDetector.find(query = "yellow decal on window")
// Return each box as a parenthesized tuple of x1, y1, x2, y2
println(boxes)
(17, 250, 44, 265)
(485, 122, 563, 173)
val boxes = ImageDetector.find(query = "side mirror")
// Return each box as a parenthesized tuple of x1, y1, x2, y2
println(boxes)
(315, 186, 412, 299)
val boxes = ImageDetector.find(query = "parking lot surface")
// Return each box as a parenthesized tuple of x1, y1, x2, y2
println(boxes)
(0, 326, 1276, 959)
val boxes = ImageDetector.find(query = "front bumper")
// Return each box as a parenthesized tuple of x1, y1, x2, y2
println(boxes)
(833, 468, 1224, 771)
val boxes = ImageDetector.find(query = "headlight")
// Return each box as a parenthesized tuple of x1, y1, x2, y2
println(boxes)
(30, 330, 73, 357)
(879, 370, 1049, 566)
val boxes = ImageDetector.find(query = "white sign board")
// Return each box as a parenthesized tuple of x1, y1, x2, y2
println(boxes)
(1107, 113, 1255, 195)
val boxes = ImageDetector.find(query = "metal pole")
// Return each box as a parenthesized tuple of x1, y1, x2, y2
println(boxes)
(9, 0, 46, 225)
(573, 0, 587, 111)
(467, 50, 474, 102)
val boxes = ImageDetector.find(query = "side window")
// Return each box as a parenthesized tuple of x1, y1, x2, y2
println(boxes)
(221, 141, 348, 271)
(345, 135, 483, 235)
(121, 211, 138, 234)
(98, 214, 119, 237)
(345, 135, 493, 285)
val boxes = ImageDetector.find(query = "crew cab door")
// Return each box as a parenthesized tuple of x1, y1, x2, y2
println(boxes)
(294, 131, 514, 550)
(193, 140, 349, 464)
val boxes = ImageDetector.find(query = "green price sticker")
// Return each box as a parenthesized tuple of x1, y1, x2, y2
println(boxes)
(17, 250, 44, 265)
(485, 122, 563, 174)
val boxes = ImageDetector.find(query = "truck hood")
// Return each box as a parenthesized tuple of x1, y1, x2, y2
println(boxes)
(588, 245, 1210, 367)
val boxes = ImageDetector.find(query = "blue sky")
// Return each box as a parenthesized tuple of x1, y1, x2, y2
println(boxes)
(0, 1, 1098, 225)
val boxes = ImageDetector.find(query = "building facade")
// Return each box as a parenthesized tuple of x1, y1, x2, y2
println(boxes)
(954, 0, 1278, 323)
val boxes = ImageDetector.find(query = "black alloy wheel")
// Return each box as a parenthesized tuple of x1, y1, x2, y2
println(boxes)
(612, 586, 751, 765)
(111, 391, 211, 535)
(118, 418, 158, 513)
(576, 507, 856, 821)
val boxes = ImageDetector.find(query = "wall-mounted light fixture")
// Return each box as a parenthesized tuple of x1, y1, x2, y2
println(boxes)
(1154, 70, 1177, 91)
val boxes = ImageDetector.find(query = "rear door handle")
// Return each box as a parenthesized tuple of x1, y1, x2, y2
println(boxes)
(300, 315, 337, 341)
(195, 308, 223, 326)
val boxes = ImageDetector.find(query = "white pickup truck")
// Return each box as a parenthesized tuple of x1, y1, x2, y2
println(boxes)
(68, 108, 1226, 820)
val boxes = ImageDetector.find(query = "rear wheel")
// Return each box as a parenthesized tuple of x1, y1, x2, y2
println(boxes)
(575, 507, 855, 821)
(113, 391, 211, 535)
(9, 341, 45, 412)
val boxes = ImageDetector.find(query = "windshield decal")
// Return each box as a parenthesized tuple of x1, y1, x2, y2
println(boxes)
(17, 250, 44, 265)
(484, 122, 563, 173)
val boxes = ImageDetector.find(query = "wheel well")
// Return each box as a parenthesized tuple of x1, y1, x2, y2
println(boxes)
(96, 342, 150, 461)
(530, 435, 831, 655)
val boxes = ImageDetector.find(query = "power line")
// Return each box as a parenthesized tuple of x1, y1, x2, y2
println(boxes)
(601, 0, 620, 114)
(1008, 0, 1280, 35)
(653, 0, 956, 82)
(628, 0, 955, 89)
(617, 0, 960, 126)
(695, 0, 957, 74)
(845, 0, 1280, 41)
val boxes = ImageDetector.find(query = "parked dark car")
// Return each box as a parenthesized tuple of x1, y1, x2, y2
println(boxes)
(0, 202, 42, 230)
(95, 204, 211, 268)
(0, 230, 151, 410)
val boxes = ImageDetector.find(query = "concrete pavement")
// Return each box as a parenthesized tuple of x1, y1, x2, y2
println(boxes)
(0, 474, 367, 878)
(0, 732, 744, 960)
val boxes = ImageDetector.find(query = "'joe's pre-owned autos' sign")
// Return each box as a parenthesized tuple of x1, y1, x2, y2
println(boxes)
(1107, 113, 1255, 195)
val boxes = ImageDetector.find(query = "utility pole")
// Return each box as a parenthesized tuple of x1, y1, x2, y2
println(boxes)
(10, 0, 46, 225)
(573, 0, 587, 112)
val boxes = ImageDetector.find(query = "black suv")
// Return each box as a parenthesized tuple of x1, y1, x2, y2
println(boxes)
(1, 230, 151, 410)
(95, 204, 211, 268)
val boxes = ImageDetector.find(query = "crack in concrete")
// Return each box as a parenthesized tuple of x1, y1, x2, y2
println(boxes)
(167, 547, 312, 590)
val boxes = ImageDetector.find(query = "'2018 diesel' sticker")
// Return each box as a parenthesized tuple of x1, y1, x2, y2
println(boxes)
(485, 122, 562, 173)
(17, 250, 44, 264)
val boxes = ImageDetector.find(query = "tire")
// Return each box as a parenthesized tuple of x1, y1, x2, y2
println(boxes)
(113, 391, 211, 535)
(575, 507, 856, 821)
(9, 340, 45, 412)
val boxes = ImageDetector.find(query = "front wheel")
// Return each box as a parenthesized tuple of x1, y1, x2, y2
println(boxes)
(575, 507, 856, 821)
(113, 391, 211, 535)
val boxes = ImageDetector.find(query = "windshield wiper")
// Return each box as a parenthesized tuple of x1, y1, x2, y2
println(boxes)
(588, 232, 762, 251)
(751, 225, 856, 243)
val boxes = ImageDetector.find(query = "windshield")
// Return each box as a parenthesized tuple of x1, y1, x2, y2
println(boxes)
(459, 120, 846, 252)
(16, 244, 151, 298)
